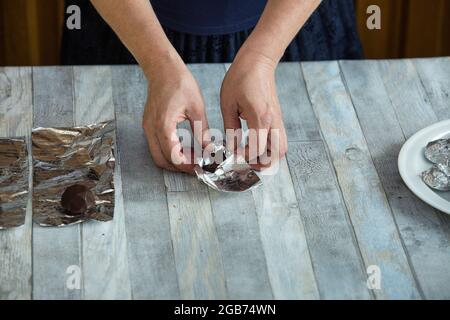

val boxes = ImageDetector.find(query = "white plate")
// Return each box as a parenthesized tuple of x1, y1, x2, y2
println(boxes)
(398, 120, 450, 214)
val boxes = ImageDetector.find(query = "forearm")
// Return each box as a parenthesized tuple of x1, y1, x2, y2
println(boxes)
(90, 0, 181, 77)
(239, 0, 322, 64)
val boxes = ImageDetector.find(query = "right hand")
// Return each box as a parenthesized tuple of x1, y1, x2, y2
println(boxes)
(142, 59, 209, 173)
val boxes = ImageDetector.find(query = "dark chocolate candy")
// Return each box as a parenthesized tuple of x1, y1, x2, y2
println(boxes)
(61, 184, 95, 215)
(203, 151, 227, 173)
(203, 162, 220, 173)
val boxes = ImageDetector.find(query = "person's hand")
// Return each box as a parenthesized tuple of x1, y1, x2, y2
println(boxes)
(142, 59, 209, 173)
(220, 50, 288, 169)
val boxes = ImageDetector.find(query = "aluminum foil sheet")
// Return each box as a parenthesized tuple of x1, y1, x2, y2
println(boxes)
(194, 142, 262, 192)
(32, 121, 115, 226)
(422, 139, 450, 191)
(0, 138, 28, 229)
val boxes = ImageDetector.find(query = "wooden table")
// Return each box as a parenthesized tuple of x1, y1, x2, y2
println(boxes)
(1, 58, 450, 300)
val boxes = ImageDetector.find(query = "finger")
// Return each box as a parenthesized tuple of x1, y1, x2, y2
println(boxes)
(143, 125, 178, 172)
(157, 121, 195, 174)
(267, 115, 287, 157)
(222, 104, 242, 152)
(187, 106, 210, 148)
(246, 109, 272, 163)
(244, 147, 271, 170)
(250, 158, 272, 171)
(246, 113, 287, 169)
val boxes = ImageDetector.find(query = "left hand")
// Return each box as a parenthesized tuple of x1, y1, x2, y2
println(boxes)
(220, 50, 288, 169)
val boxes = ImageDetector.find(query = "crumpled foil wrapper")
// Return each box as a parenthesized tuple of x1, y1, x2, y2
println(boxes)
(422, 139, 450, 191)
(194, 142, 262, 192)
(32, 121, 115, 226)
(0, 138, 28, 229)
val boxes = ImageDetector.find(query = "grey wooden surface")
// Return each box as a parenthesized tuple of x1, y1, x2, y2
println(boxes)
(0, 58, 449, 300)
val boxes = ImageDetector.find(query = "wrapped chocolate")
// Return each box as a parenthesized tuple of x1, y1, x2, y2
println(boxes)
(422, 138, 450, 191)
(32, 121, 115, 226)
(0, 138, 28, 229)
(194, 142, 262, 192)
(422, 166, 450, 191)
(424, 139, 450, 166)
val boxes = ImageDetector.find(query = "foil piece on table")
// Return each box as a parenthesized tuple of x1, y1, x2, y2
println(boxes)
(32, 120, 115, 227)
(422, 165, 450, 191)
(424, 139, 450, 166)
(0, 138, 28, 229)
(194, 142, 262, 192)
(422, 138, 450, 192)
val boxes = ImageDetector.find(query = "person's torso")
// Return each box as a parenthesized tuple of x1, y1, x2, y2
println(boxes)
(150, 0, 267, 35)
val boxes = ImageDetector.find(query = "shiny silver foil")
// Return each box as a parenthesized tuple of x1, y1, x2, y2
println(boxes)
(422, 138, 450, 191)
(422, 166, 450, 191)
(0, 138, 28, 229)
(194, 142, 262, 192)
(424, 139, 450, 166)
(32, 121, 115, 226)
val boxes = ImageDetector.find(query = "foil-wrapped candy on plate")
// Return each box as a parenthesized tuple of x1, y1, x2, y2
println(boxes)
(0, 137, 28, 229)
(32, 120, 116, 227)
(422, 139, 450, 191)
(194, 142, 262, 192)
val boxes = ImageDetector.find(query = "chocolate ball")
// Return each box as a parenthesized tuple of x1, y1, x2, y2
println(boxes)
(203, 151, 226, 173)
(203, 162, 220, 173)
(61, 184, 95, 215)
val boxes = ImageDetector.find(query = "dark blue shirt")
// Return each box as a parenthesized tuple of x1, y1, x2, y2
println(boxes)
(150, 0, 267, 35)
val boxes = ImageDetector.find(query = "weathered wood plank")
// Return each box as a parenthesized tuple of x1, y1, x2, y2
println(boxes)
(164, 173, 206, 192)
(414, 57, 450, 120)
(208, 189, 273, 299)
(252, 158, 319, 299)
(278, 63, 370, 299)
(189, 63, 273, 299)
(302, 61, 421, 299)
(73, 66, 131, 299)
(167, 191, 227, 299)
(377, 60, 438, 138)
(33, 67, 75, 127)
(287, 141, 371, 299)
(112, 65, 180, 299)
(32, 66, 81, 299)
(276, 62, 321, 142)
(0, 67, 33, 300)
